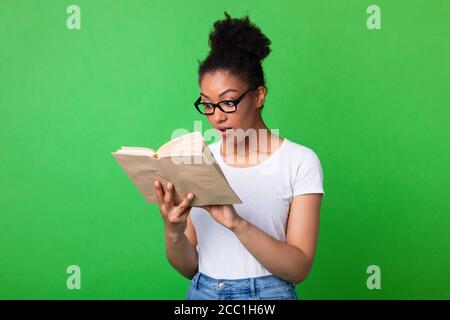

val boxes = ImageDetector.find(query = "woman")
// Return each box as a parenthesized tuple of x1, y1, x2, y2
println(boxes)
(153, 12, 324, 300)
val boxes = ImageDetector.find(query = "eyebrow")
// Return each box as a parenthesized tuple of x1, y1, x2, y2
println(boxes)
(200, 88, 238, 99)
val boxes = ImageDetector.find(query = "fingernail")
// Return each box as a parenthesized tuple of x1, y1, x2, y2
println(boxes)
(188, 193, 193, 199)
(167, 182, 172, 188)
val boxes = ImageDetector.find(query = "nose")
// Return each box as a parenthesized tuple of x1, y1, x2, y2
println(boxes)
(212, 106, 227, 122)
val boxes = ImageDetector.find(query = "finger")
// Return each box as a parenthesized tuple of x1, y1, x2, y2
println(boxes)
(164, 182, 174, 205)
(177, 193, 194, 214)
(153, 180, 164, 205)
(154, 180, 166, 197)
(178, 209, 191, 223)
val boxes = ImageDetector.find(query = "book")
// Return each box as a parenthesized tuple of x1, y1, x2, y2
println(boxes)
(111, 131, 242, 206)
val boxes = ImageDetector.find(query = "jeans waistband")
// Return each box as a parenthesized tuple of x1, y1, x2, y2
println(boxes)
(192, 272, 295, 294)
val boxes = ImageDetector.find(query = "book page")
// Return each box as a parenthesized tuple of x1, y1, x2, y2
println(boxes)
(157, 132, 205, 158)
(115, 147, 156, 157)
(156, 132, 199, 153)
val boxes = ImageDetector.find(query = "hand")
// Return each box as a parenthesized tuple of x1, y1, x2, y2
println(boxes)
(153, 180, 194, 237)
(197, 204, 244, 231)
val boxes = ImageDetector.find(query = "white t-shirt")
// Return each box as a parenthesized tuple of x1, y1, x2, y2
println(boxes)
(190, 137, 325, 280)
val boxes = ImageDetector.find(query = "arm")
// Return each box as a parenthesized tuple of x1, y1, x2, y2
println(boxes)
(154, 180, 198, 280)
(164, 219, 198, 280)
(200, 193, 322, 285)
(233, 193, 322, 284)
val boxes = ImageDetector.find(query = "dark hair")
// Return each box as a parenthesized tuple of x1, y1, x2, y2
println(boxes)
(198, 12, 271, 112)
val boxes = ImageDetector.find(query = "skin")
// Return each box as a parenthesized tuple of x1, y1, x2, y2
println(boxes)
(154, 69, 323, 284)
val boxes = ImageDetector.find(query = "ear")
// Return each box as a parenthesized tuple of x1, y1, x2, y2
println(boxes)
(255, 86, 267, 109)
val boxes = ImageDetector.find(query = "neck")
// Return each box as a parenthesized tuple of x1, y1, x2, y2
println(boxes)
(220, 119, 278, 159)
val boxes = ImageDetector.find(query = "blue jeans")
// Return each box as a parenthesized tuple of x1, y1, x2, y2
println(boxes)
(186, 271, 298, 300)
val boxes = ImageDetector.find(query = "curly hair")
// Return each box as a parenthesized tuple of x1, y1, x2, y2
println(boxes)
(198, 12, 272, 112)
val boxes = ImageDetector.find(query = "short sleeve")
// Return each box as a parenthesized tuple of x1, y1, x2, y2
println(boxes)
(292, 150, 325, 197)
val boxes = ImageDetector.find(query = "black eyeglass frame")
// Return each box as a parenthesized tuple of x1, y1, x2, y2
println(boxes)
(194, 87, 254, 115)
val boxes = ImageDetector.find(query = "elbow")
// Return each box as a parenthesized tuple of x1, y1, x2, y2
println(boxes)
(279, 269, 310, 286)
(181, 260, 199, 280)
(186, 265, 199, 280)
(292, 273, 308, 286)
(291, 263, 313, 285)
(291, 271, 310, 285)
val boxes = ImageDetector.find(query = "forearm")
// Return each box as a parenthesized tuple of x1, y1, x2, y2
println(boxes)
(232, 220, 311, 285)
(164, 230, 198, 279)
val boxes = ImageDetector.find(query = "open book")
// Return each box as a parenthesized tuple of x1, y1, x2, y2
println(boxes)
(111, 132, 242, 206)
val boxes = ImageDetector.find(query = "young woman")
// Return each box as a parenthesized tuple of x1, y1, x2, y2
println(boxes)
(153, 12, 324, 300)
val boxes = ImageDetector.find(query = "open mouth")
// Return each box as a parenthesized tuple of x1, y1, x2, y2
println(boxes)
(216, 127, 233, 136)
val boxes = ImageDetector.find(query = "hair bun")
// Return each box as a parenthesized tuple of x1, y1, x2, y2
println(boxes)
(208, 12, 271, 61)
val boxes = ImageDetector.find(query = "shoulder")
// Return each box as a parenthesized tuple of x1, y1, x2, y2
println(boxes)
(283, 138, 322, 165)
(284, 139, 325, 195)
(282, 139, 324, 184)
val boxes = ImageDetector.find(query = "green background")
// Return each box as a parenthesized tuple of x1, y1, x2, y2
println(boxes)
(0, 0, 449, 299)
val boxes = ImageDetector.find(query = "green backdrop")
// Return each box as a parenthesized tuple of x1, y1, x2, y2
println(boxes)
(0, 0, 448, 299)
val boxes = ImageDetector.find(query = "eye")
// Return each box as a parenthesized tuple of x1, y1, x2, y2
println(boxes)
(222, 101, 235, 107)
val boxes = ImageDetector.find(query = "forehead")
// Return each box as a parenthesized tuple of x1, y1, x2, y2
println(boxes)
(200, 70, 246, 94)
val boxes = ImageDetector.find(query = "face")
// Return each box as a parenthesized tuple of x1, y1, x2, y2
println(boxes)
(199, 70, 266, 144)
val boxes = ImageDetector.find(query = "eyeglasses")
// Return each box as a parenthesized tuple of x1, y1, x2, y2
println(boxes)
(194, 88, 253, 115)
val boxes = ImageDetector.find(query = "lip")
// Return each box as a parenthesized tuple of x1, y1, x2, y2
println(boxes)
(216, 127, 232, 137)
